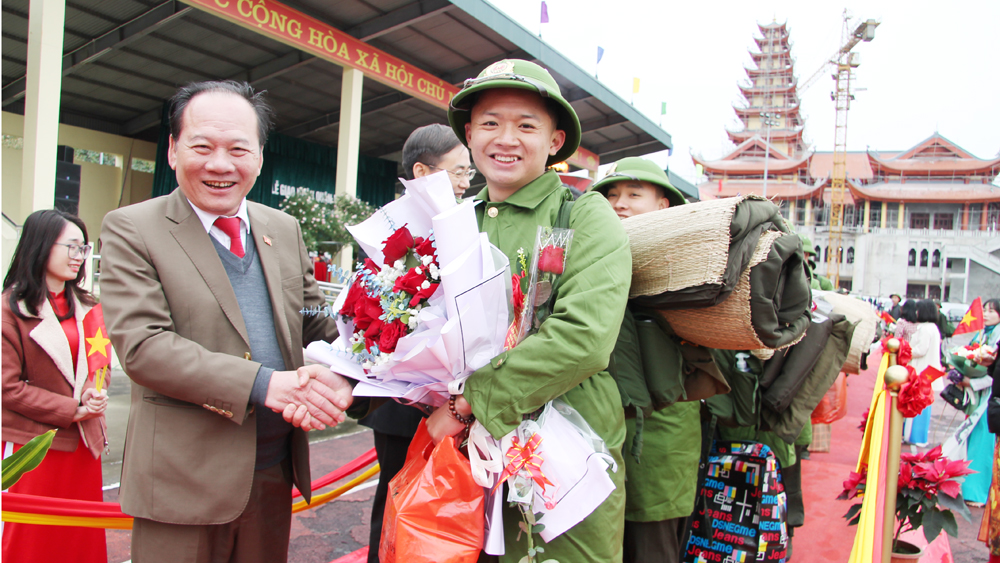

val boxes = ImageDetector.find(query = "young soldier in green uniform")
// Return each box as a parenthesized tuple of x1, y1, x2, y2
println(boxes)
(591, 157, 699, 563)
(426, 59, 632, 562)
(798, 234, 834, 291)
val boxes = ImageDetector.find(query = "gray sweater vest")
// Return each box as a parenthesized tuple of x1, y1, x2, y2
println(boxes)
(212, 234, 292, 470)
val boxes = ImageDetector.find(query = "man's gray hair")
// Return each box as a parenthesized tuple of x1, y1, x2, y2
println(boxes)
(169, 80, 275, 147)
(401, 124, 463, 180)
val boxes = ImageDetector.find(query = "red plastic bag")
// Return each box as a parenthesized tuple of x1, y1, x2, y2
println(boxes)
(811, 373, 848, 424)
(380, 420, 485, 563)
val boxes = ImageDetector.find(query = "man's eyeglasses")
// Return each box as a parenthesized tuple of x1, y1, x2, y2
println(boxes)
(425, 164, 477, 181)
(54, 243, 93, 259)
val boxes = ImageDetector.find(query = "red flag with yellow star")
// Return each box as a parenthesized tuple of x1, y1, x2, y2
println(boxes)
(82, 304, 112, 382)
(953, 297, 984, 336)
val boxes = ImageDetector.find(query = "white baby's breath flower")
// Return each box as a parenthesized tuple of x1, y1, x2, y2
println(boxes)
(420, 280, 430, 289)
(421, 254, 434, 266)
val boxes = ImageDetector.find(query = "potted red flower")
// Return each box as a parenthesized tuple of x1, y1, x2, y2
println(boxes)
(839, 445, 974, 559)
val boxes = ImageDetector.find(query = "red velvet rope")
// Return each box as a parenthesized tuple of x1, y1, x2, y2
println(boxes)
(4, 447, 378, 517)
(292, 447, 377, 499)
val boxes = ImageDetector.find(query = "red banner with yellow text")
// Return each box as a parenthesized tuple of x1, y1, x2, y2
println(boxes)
(180, 0, 459, 109)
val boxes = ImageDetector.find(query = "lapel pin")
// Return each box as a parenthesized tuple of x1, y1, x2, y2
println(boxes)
(263, 235, 272, 246)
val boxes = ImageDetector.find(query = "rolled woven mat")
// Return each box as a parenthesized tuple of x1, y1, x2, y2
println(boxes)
(624, 195, 782, 309)
(812, 291, 879, 374)
(659, 229, 811, 351)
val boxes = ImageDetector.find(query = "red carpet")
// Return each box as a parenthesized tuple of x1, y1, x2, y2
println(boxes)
(798, 356, 953, 562)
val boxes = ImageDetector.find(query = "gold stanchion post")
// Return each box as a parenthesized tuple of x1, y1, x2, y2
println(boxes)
(882, 338, 908, 561)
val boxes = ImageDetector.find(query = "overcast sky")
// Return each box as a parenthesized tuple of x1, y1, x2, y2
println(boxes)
(489, 0, 1000, 184)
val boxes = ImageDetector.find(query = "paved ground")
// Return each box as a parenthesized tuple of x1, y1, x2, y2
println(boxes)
(97, 360, 993, 562)
(101, 371, 379, 563)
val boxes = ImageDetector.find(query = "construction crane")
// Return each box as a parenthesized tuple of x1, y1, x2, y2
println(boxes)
(825, 12, 878, 289)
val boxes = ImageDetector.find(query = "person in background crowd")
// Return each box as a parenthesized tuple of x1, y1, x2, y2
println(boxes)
(591, 157, 695, 563)
(401, 123, 474, 199)
(933, 299, 955, 340)
(313, 251, 329, 283)
(798, 234, 833, 291)
(980, 343, 999, 561)
(358, 123, 471, 563)
(888, 293, 903, 321)
(427, 59, 631, 561)
(950, 298, 1000, 507)
(902, 300, 944, 446)
(100, 80, 357, 563)
(2, 209, 108, 562)
(894, 299, 919, 342)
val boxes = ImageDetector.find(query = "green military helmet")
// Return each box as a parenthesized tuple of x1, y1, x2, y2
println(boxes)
(448, 59, 581, 166)
(589, 157, 687, 208)
(798, 234, 816, 257)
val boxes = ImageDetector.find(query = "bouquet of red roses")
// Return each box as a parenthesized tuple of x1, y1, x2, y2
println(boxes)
(337, 225, 440, 367)
(304, 172, 512, 407)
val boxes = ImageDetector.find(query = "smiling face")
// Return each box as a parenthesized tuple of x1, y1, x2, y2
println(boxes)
(46, 221, 85, 293)
(465, 88, 566, 201)
(605, 180, 669, 219)
(168, 91, 264, 216)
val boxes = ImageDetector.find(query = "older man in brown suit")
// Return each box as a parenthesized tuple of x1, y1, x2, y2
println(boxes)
(100, 81, 355, 562)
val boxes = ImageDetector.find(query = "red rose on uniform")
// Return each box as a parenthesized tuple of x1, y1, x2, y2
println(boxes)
(538, 245, 565, 274)
(382, 225, 415, 265)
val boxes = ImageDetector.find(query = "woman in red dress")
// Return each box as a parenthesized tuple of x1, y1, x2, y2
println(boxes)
(2, 209, 108, 562)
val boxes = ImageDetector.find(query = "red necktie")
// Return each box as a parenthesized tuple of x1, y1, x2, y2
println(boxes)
(214, 217, 245, 258)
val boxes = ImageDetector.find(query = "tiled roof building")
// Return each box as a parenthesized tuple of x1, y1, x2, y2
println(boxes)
(692, 22, 1000, 303)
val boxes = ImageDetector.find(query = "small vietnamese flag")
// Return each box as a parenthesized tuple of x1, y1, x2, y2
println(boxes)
(83, 304, 112, 380)
(920, 365, 946, 384)
(879, 311, 896, 325)
(953, 297, 984, 336)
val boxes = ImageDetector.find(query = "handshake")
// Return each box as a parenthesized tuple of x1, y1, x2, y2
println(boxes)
(265, 365, 355, 431)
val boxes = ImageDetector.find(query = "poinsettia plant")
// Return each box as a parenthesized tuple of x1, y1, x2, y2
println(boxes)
(840, 445, 974, 550)
(337, 225, 440, 367)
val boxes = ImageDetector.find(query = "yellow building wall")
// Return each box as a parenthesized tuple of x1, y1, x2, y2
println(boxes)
(2, 110, 158, 243)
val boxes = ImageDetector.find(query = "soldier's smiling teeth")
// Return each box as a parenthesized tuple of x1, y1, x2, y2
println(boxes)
(493, 155, 520, 163)
(204, 181, 236, 188)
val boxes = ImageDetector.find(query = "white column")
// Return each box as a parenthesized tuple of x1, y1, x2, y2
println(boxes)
(335, 68, 364, 271)
(20, 0, 66, 220)
(963, 258, 970, 304)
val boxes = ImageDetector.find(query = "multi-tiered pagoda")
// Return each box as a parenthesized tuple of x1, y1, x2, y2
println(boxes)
(691, 21, 1000, 300)
(694, 21, 814, 202)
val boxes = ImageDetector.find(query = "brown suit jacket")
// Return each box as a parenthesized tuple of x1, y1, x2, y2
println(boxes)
(2, 291, 106, 457)
(100, 188, 337, 525)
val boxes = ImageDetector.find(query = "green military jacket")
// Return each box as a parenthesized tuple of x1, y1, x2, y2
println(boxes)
(623, 401, 701, 522)
(466, 170, 631, 562)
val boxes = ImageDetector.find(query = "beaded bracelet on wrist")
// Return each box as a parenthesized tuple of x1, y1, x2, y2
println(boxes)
(449, 394, 475, 425)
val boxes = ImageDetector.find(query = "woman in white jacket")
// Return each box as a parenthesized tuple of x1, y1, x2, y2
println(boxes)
(903, 299, 944, 446)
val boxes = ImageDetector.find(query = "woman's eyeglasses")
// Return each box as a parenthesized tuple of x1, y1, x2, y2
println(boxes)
(54, 243, 93, 259)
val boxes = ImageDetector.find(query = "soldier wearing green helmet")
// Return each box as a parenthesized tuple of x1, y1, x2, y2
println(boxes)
(592, 157, 700, 563)
(797, 233, 834, 291)
(426, 59, 631, 562)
